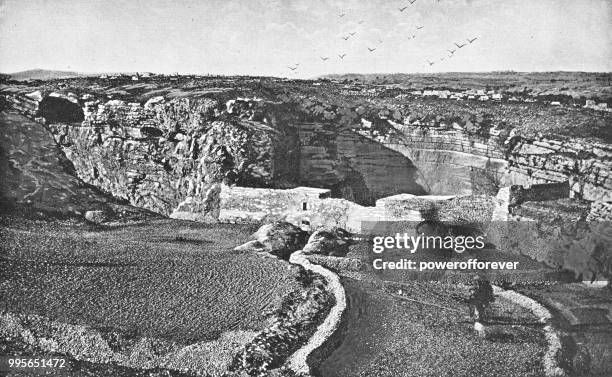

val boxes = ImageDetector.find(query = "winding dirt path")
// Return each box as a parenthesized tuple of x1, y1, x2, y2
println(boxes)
(494, 285, 565, 377)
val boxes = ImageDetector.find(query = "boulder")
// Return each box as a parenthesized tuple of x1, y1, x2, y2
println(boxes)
(235, 221, 308, 259)
(85, 210, 108, 224)
(302, 227, 353, 257)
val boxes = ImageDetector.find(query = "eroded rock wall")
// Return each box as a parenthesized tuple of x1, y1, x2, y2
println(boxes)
(2, 88, 611, 222)
(298, 123, 427, 205)
(358, 121, 612, 203)
(506, 137, 612, 202)
(28, 95, 287, 217)
(358, 123, 509, 196)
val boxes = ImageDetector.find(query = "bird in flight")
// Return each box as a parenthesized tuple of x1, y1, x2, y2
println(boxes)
(349, 31, 357, 36)
(320, 56, 330, 61)
(454, 42, 467, 48)
(409, 0, 417, 4)
(416, 25, 424, 30)
(410, 34, 416, 39)
(368, 47, 376, 52)
(339, 13, 346, 18)
(447, 49, 456, 54)
(338, 53, 346, 59)
(287, 66, 298, 71)
(342, 35, 350, 40)
(358, 20, 364, 24)
(428, 60, 435, 66)
(399, 6, 408, 12)
(467, 37, 478, 43)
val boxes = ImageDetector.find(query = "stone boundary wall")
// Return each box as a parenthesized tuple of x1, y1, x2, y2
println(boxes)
(380, 193, 495, 224)
(217, 185, 499, 233)
(218, 185, 425, 233)
(287, 250, 346, 375)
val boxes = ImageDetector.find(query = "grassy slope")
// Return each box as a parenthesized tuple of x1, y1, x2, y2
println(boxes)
(0, 217, 301, 344)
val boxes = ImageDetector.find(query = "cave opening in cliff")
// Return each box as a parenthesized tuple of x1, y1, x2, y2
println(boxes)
(38, 96, 84, 123)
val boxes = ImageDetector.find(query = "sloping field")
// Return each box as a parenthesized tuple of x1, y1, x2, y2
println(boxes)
(0, 217, 305, 376)
(0, 217, 301, 344)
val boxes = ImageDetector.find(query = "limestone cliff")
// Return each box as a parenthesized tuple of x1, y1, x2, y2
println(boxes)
(356, 120, 612, 203)
(2, 81, 611, 222)
(2, 92, 292, 218)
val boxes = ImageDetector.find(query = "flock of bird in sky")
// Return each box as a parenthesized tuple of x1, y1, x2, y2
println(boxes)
(286, 0, 478, 74)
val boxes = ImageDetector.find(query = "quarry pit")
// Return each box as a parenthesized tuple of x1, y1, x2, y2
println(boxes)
(2, 75, 612, 376)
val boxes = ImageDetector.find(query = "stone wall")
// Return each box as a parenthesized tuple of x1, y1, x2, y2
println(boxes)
(214, 184, 499, 234)
(379, 193, 495, 224)
(214, 185, 423, 233)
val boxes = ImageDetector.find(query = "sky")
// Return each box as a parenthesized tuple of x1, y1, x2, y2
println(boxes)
(0, 0, 610, 78)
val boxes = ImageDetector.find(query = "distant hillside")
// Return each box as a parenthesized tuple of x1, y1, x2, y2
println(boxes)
(322, 72, 612, 102)
(5, 69, 88, 81)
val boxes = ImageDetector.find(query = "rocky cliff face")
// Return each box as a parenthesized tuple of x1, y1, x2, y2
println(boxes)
(356, 122, 508, 196)
(2, 93, 292, 219)
(2, 84, 611, 222)
(70, 97, 293, 218)
(357, 120, 612, 203)
(506, 137, 612, 202)
(298, 123, 427, 205)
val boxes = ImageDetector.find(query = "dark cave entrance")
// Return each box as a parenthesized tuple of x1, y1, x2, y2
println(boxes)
(38, 96, 84, 123)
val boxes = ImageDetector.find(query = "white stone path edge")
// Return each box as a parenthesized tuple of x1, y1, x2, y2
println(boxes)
(286, 250, 347, 376)
(494, 285, 565, 377)
(283, 253, 565, 377)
